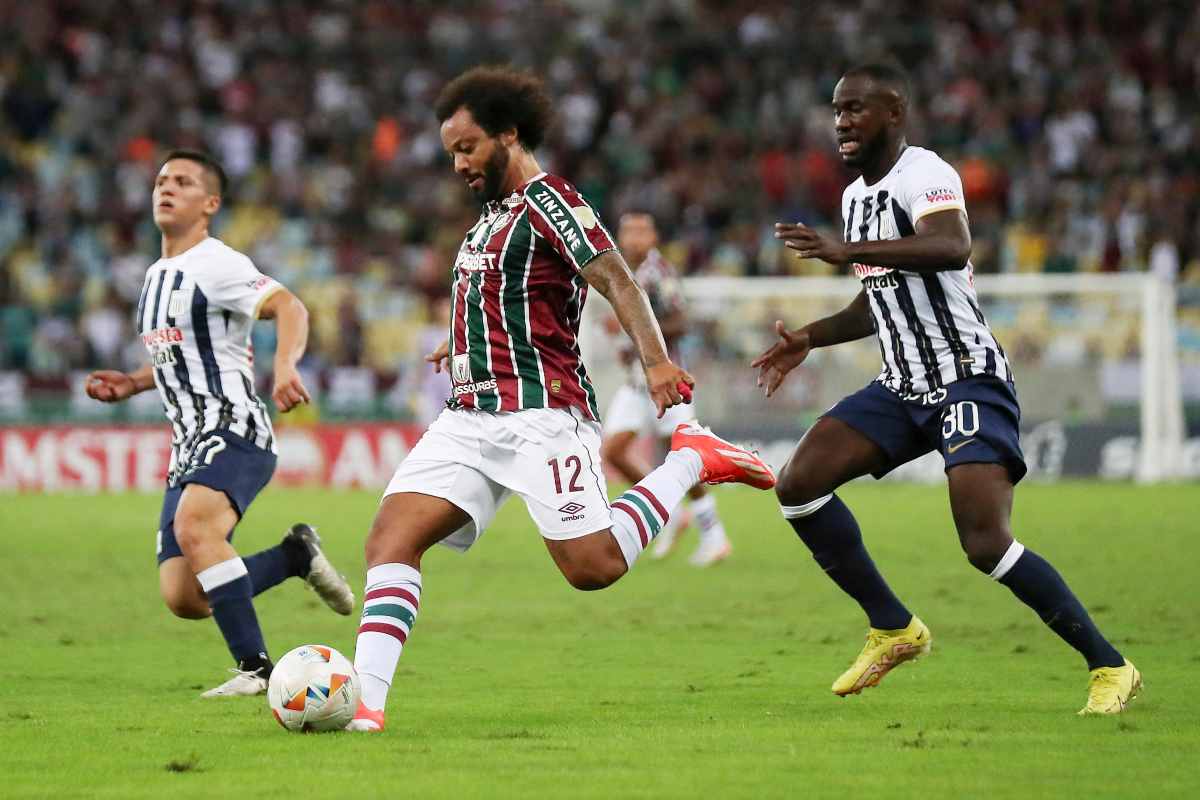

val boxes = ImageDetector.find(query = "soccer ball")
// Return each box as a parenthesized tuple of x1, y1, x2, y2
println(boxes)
(268, 644, 361, 732)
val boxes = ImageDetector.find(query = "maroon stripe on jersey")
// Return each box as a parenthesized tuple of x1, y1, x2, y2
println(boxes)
(451, 272, 470, 373)
(364, 587, 419, 609)
(630, 485, 669, 523)
(357, 621, 408, 644)
(611, 501, 649, 547)
(482, 237, 520, 411)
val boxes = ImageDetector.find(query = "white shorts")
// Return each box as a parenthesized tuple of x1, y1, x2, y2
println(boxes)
(384, 406, 614, 551)
(603, 384, 697, 438)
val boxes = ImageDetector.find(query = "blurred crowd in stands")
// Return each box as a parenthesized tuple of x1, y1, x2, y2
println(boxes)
(2, 0, 1199, 403)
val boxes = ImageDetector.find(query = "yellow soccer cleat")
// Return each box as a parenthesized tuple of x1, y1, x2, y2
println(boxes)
(831, 616, 932, 697)
(1078, 660, 1142, 715)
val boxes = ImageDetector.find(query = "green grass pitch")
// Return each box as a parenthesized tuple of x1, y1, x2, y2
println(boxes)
(1, 483, 1197, 798)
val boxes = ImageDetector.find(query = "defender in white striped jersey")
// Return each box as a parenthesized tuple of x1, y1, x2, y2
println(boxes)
(756, 64, 1138, 714)
(87, 150, 353, 698)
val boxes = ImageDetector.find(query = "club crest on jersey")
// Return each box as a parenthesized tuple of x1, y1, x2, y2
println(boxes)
(878, 211, 895, 239)
(167, 290, 189, 318)
(452, 354, 471, 384)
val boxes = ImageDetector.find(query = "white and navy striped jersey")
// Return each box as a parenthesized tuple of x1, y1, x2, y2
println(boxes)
(842, 146, 1011, 396)
(135, 237, 281, 475)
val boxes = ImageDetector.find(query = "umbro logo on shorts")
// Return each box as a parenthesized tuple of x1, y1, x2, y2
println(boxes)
(558, 501, 586, 521)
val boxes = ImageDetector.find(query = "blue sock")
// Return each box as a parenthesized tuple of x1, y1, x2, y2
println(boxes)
(990, 542, 1124, 670)
(244, 538, 309, 597)
(197, 558, 270, 671)
(782, 494, 912, 630)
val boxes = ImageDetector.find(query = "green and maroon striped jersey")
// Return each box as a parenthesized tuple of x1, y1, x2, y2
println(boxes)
(447, 172, 616, 419)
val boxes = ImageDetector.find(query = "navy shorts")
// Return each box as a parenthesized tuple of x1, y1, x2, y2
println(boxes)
(825, 377, 1027, 484)
(156, 430, 277, 564)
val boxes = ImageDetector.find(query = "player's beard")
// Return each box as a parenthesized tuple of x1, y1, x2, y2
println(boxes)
(476, 143, 510, 205)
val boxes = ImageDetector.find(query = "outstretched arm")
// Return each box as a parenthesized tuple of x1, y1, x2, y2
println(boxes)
(775, 208, 971, 273)
(258, 288, 312, 412)
(751, 290, 873, 397)
(86, 364, 155, 403)
(581, 251, 694, 417)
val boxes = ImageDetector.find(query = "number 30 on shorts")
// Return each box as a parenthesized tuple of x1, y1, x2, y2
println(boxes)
(942, 401, 980, 439)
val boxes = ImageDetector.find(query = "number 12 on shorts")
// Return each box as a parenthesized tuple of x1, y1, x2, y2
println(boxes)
(548, 456, 584, 494)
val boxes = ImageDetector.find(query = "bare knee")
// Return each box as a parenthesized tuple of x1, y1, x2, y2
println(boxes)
(958, 525, 1013, 574)
(561, 557, 628, 591)
(775, 454, 830, 507)
(173, 512, 211, 558)
(160, 582, 210, 619)
(364, 518, 425, 567)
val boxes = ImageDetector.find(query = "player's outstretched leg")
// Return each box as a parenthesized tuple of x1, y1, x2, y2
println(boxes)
(545, 424, 774, 590)
(948, 464, 1140, 714)
(776, 417, 928, 696)
(170, 484, 274, 697)
(347, 492, 471, 732)
(243, 524, 355, 614)
(607, 424, 772, 571)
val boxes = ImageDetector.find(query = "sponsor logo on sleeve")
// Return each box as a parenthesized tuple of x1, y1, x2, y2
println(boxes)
(923, 187, 959, 204)
(246, 276, 274, 290)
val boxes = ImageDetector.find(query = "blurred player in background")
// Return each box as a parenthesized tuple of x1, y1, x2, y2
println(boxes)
(347, 66, 775, 732)
(600, 211, 730, 566)
(86, 150, 354, 697)
(754, 64, 1138, 714)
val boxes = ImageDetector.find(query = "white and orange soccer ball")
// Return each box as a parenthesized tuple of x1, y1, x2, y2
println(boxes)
(268, 644, 361, 732)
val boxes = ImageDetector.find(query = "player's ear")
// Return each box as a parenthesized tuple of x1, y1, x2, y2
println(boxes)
(204, 193, 221, 217)
(500, 128, 518, 149)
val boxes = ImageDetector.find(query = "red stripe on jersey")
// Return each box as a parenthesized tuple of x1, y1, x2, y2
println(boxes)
(483, 236, 520, 411)
(451, 272, 469, 371)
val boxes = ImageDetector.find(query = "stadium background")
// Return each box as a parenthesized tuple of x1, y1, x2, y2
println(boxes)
(1, 0, 1198, 488)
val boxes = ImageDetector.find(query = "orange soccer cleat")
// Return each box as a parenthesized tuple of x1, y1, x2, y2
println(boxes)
(670, 423, 776, 490)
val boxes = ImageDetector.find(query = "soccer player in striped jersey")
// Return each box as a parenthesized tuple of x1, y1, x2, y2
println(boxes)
(600, 211, 731, 566)
(754, 64, 1139, 714)
(346, 66, 775, 732)
(86, 150, 354, 698)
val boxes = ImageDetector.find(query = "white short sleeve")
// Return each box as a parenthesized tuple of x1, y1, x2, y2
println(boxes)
(199, 250, 282, 318)
(898, 153, 967, 225)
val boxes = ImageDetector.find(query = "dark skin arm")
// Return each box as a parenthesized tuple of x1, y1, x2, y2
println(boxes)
(750, 290, 873, 398)
(582, 251, 694, 417)
(775, 207, 972, 273)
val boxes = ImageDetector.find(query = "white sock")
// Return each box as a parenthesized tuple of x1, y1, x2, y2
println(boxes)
(610, 448, 702, 567)
(353, 563, 421, 712)
(689, 493, 726, 544)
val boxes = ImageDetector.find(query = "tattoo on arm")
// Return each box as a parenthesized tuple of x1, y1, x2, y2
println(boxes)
(582, 251, 670, 368)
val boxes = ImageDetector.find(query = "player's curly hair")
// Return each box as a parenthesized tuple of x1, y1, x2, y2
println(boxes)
(434, 65, 553, 151)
